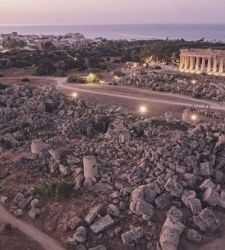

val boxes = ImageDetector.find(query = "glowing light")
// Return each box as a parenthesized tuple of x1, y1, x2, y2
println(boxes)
(190, 114, 198, 122)
(139, 105, 147, 114)
(114, 76, 120, 81)
(86, 73, 98, 83)
(72, 92, 78, 98)
(192, 79, 197, 84)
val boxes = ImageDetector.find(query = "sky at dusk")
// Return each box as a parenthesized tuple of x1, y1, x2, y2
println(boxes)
(0, 0, 225, 25)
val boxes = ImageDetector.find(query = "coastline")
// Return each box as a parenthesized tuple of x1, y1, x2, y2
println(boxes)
(0, 24, 225, 41)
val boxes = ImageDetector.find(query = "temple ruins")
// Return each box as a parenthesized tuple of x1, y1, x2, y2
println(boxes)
(179, 48, 225, 76)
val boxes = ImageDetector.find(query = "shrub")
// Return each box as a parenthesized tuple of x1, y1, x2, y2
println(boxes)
(21, 78, 30, 83)
(114, 71, 126, 77)
(54, 69, 67, 77)
(67, 75, 85, 83)
(0, 83, 7, 89)
(94, 115, 111, 133)
(37, 180, 73, 199)
(86, 73, 102, 83)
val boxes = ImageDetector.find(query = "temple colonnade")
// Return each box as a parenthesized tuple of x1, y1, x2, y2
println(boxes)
(179, 49, 225, 76)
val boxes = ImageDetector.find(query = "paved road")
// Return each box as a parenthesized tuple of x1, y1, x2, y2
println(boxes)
(0, 205, 65, 250)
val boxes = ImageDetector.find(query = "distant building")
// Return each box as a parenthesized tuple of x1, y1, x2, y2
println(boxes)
(179, 48, 225, 76)
(12, 32, 18, 36)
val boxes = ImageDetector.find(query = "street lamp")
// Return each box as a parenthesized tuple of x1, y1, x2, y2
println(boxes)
(139, 105, 147, 114)
(190, 113, 198, 122)
(72, 92, 78, 98)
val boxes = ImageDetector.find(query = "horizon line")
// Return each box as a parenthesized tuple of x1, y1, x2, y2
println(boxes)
(0, 23, 225, 26)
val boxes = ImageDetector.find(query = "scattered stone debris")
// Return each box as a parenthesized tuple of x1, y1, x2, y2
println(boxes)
(121, 227, 144, 245)
(90, 215, 115, 234)
(1, 83, 225, 249)
(117, 71, 225, 102)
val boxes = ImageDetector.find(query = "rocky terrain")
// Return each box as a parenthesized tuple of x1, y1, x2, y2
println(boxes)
(1, 82, 225, 250)
(117, 71, 225, 102)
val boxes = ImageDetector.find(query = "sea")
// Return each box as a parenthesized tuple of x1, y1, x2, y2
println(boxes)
(0, 24, 225, 42)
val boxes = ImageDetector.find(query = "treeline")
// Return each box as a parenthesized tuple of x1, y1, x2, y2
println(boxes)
(0, 39, 225, 76)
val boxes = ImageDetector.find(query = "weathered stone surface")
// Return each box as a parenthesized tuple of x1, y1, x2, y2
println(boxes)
(181, 190, 196, 208)
(67, 216, 83, 230)
(48, 149, 61, 161)
(31, 140, 51, 154)
(72, 226, 87, 243)
(218, 190, 225, 208)
(189, 198, 202, 215)
(121, 227, 144, 245)
(13, 193, 29, 210)
(30, 199, 39, 208)
(159, 207, 185, 250)
(165, 177, 183, 198)
(107, 204, 120, 217)
(186, 229, 202, 244)
(90, 215, 114, 234)
(14, 209, 24, 217)
(59, 164, 70, 176)
(83, 156, 98, 180)
(203, 188, 220, 207)
(155, 193, 172, 210)
(28, 207, 41, 219)
(84, 204, 103, 225)
(199, 179, 216, 191)
(134, 199, 154, 218)
(193, 208, 221, 232)
(199, 162, 212, 176)
(183, 174, 197, 188)
(130, 184, 156, 218)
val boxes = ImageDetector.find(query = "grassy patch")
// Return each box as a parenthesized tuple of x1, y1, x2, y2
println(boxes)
(36, 180, 74, 199)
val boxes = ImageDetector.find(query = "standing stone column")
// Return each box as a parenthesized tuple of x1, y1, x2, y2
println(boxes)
(207, 58, 212, 73)
(219, 58, 224, 74)
(179, 56, 185, 70)
(213, 58, 218, 73)
(190, 57, 195, 71)
(201, 58, 206, 72)
(185, 56, 190, 71)
(195, 57, 200, 72)
(184, 56, 187, 70)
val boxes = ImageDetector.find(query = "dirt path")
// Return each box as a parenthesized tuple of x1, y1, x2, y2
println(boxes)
(0, 205, 65, 250)
(2, 76, 225, 111)
(56, 80, 225, 111)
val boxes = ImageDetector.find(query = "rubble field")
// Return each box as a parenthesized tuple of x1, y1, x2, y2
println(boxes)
(1, 82, 225, 250)
(118, 71, 225, 102)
